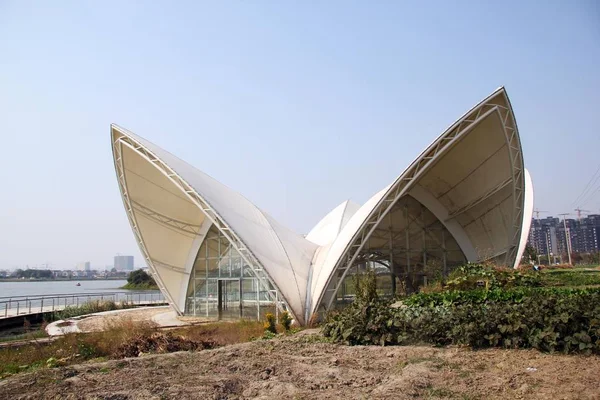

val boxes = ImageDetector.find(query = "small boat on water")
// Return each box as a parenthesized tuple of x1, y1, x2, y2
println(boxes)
(76, 282, 81, 286)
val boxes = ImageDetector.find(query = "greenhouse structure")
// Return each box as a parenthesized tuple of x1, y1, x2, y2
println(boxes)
(111, 87, 533, 325)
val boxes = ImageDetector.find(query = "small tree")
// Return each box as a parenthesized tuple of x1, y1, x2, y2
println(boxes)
(279, 311, 292, 332)
(352, 269, 378, 304)
(126, 269, 156, 287)
(523, 244, 538, 264)
(264, 312, 277, 334)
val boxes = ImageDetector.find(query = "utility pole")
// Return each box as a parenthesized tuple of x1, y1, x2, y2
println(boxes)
(558, 213, 573, 265)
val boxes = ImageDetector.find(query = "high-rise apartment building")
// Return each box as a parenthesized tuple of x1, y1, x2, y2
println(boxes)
(77, 261, 91, 271)
(114, 255, 134, 271)
(528, 217, 559, 255)
(528, 215, 600, 256)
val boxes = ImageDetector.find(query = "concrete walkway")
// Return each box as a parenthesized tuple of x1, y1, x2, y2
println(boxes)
(46, 306, 183, 336)
(151, 309, 187, 327)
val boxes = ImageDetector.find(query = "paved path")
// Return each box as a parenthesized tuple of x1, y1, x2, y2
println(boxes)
(46, 306, 174, 336)
(0, 300, 167, 320)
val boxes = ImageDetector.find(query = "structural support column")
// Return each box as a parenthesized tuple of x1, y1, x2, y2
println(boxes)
(421, 206, 427, 278)
(217, 280, 223, 320)
(239, 278, 243, 318)
(405, 205, 412, 293)
(389, 212, 396, 295)
(442, 230, 448, 277)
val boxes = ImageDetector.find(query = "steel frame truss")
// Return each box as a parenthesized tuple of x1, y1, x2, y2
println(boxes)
(445, 177, 513, 221)
(111, 126, 292, 319)
(131, 200, 202, 236)
(319, 89, 526, 311)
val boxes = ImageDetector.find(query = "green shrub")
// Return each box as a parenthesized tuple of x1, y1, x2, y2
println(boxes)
(444, 264, 541, 291)
(321, 270, 394, 346)
(279, 311, 292, 332)
(322, 287, 600, 354)
(261, 330, 277, 340)
(264, 312, 277, 334)
(121, 269, 158, 290)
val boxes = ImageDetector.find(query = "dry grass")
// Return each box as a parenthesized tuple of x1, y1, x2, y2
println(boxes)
(4, 333, 600, 400)
(0, 319, 264, 379)
(171, 319, 264, 346)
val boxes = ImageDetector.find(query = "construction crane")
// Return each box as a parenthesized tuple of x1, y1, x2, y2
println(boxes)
(574, 208, 591, 220)
(533, 209, 548, 219)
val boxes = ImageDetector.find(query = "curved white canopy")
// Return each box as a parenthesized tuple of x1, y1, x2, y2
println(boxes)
(111, 87, 531, 324)
(312, 87, 529, 313)
(111, 126, 316, 323)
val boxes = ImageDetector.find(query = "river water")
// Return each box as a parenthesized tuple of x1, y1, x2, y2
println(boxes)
(0, 280, 131, 298)
(0, 280, 163, 313)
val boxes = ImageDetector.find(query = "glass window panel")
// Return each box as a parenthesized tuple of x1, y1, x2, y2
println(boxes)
(207, 258, 220, 278)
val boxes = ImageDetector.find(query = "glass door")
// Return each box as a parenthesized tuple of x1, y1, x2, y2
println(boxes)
(217, 279, 241, 320)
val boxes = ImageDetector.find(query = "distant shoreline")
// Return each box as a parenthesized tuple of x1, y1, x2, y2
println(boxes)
(120, 282, 160, 290)
(0, 278, 127, 283)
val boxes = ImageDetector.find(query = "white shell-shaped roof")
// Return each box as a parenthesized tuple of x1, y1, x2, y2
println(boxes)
(112, 86, 531, 324)
(112, 127, 317, 323)
(311, 87, 530, 313)
(307, 186, 390, 316)
(515, 168, 534, 267)
(306, 200, 361, 246)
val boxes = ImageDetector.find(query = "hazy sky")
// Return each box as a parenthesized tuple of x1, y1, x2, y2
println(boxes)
(1, 1, 599, 270)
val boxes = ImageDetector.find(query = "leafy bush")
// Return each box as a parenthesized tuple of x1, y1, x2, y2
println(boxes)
(122, 269, 158, 289)
(403, 287, 600, 307)
(444, 264, 541, 291)
(322, 270, 395, 346)
(279, 311, 292, 332)
(264, 312, 277, 334)
(323, 286, 600, 354)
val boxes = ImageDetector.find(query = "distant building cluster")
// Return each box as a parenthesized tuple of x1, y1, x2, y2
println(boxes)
(0, 255, 137, 279)
(114, 255, 134, 271)
(77, 261, 91, 271)
(528, 215, 600, 258)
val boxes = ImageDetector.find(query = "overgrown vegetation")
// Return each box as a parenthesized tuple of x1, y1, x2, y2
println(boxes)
(54, 300, 136, 320)
(279, 311, 292, 332)
(322, 265, 600, 354)
(0, 319, 264, 379)
(121, 269, 158, 290)
(539, 269, 600, 287)
(263, 312, 277, 334)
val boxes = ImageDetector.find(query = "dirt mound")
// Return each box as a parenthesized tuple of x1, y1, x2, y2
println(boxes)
(116, 332, 215, 358)
(1, 331, 599, 399)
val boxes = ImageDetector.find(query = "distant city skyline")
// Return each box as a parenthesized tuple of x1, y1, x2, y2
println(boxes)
(2, 255, 138, 272)
(528, 214, 600, 258)
(1, 2, 599, 270)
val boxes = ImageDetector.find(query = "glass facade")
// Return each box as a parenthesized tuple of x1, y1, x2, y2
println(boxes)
(328, 195, 467, 310)
(185, 225, 279, 320)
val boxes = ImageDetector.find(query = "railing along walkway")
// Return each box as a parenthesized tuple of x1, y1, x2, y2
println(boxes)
(0, 292, 166, 319)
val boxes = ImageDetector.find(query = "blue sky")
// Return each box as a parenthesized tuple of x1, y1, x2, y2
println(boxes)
(1, 1, 599, 270)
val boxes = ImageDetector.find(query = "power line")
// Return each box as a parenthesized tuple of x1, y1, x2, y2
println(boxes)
(581, 184, 600, 208)
(572, 161, 600, 206)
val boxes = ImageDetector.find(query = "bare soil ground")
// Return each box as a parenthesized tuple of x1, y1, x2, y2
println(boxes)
(76, 308, 166, 332)
(1, 330, 599, 400)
